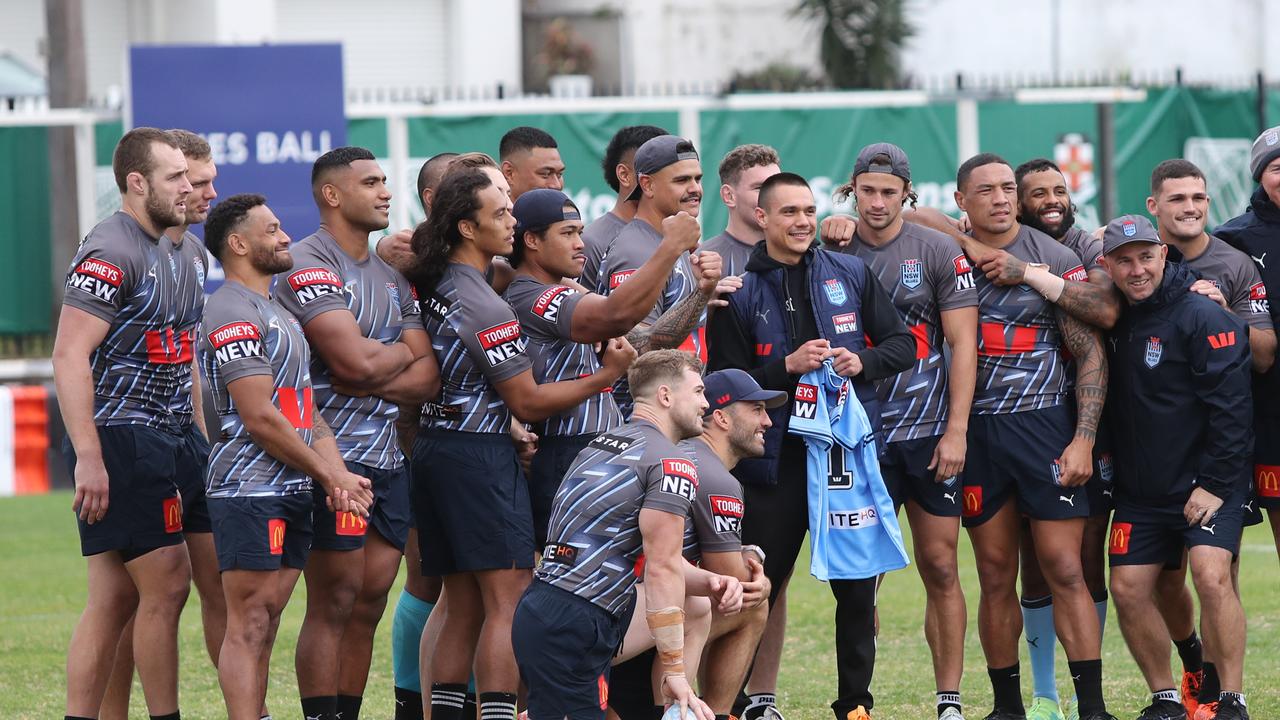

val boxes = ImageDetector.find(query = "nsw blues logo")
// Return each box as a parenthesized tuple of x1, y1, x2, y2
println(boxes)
(823, 278, 848, 306)
(385, 282, 401, 308)
(1145, 336, 1163, 368)
(193, 257, 206, 286)
(900, 258, 923, 289)
(1122, 220, 1137, 237)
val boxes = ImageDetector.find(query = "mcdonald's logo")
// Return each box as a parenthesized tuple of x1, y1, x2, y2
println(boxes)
(1109, 521, 1132, 555)
(268, 519, 286, 555)
(1256, 464, 1280, 499)
(961, 486, 982, 518)
(163, 496, 184, 533)
(335, 511, 368, 536)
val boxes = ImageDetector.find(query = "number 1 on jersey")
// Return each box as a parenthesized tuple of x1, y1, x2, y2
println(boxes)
(828, 450, 853, 489)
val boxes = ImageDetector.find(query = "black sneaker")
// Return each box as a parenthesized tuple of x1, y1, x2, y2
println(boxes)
(1136, 701, 1187, 720)
(983, 711, 1026, 720)
(1214, 696, 1250, 720)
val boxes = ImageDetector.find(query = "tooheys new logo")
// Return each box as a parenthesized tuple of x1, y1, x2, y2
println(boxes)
(1063, 265, 1088, 282)
(609, 269, 636, 289)
(660, 458, 699, 501)
(209, 321, 263, 365)
(709, 494, 744, 534)
(532, 285, 573, 322)
(287, 267, 342, 305)
(794, 382, 818, 420)
(68, 257, 124, 303)
(476, 320, 525, 367)
(952, 254, 976, 292)
(1250, 281, 1270, 315)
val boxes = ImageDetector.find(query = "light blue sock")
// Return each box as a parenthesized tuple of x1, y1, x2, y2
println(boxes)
(391, 589, 434, 692)
(1095, 598, 1108, 637)
(1022, 596, 1059, 702)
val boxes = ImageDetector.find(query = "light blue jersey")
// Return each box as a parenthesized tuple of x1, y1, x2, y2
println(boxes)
(790, 362, 909, 581)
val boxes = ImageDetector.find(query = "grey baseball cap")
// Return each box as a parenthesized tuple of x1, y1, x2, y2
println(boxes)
(1102, 214, 1162, 255)
(1251, 125, 1280, 181)
(626, 135, 700, 201)
(853, 142, 911, 183)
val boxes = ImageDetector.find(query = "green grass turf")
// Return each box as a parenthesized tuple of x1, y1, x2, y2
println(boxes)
(2, 491, 1277, 718)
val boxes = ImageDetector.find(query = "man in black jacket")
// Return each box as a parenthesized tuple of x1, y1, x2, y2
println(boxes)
(1100, 215, 1253, 720)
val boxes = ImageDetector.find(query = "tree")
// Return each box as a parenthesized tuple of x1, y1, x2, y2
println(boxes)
(795, 0, 913, 90)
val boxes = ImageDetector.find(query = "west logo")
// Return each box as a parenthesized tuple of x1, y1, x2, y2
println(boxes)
(1256, 464, 1280, 499)
(1207, 331, 1237, 349)
(210, 321, 263, 366)
(1064, 265, 1089, 282)
(793, 383, 818, 419)
(1109, 521, 1132, 555)
(588, 432, 634, 454)
(962, 485, 983, 518)
(832, 312, 858, 334)
(609, 269, 636, 289)
(754, 343, 773, 356)
(163, 495, 183, 533)
(660, 458, 699, 501)
(532, 285, 573, 322)
(828, 506, 879, 529)
(709, 494, 744, 534)
(953, 254, 976, 292)
(336, 511, 367, 536)
(287, 267, 342, 306)
(1250, 282, 1270, 315)
(268, 518, 286, 555)
(475, 320, 525, 367)
(67, 257, 124, 303)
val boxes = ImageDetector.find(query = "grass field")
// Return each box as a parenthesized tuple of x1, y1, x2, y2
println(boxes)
(2, 491, 1278, 719)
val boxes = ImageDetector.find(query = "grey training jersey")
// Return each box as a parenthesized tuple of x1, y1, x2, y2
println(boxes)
(835, 223, 978, 442)
(679, 438, 744, 558)
(420, 262, 533, 434)
(201, 282, 313, 498)
(503, 275, 623, 437)
(276, 229, 421, 469)
(1060, 226, 1104, 274)
(164, 230, 209, 427)
(700, 231, 757, 278)
(538, 420, 697, 616)
(580, 211, 627, 290)
(63, 212, 197, 431)
(1183, 236, 1273, 330)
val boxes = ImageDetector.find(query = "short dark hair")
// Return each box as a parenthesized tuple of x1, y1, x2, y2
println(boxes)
(757, 171, 810, 211)
(311, 146, 377, 191)
(628, 349, 704, 403)
(602, 125, 668, 192)
(112, 127, 181, 193)
(417, 152, 459, 209)
(499, 126, 558, 160)
(166, 129, 211, 162)
(203, 193, 267, 262)
(445, 152, 499, 179)
(956, 153, 1012, 191)
(718, 144, 780, 188)
(1150, 158, 1206, 195)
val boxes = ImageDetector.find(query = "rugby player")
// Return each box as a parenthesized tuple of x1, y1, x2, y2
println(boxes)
(701, 144, 781, 276)
(581, 125, 670, 290)
(830, 143, 978, 720)
(55, 127, 194, 720)
(500, 126, 566, 200)
(199, 193, 374, 720)
(707, 172, 915, 720)
(511, 350, 744, 720)
(278, 146, 439, 720)
(407, 168, 636, 720)
(376, 151, 459, 277)
(1099, 215, 1253, 720)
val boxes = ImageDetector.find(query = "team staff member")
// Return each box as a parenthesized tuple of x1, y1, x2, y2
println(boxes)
(505, 188, 706, 543)
(199, 193, 374, 720)
(951, 154, 1113, 720)
(701, 144, 781, 276)
(831, 143, 978, 720)
(1099, 215, 1253, 720)
(278, 146, 439, 720)
(512, 350, 743, 720)
(408, 168, 635, 720)
(581, 125, 670, 290)
(55, 127, 195, 720)
(500, 126, 566, 200)
(707, 172, 915, 720)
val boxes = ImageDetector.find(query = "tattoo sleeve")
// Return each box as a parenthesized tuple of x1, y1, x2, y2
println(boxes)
(626, 290, 712, 355)
(1057, 307, 1107, 442)
(312, 409, 335, 443)
(1054, 272, 1121, 329)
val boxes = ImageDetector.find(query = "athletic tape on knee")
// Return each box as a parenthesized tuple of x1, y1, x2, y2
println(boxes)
(646, 606, 685, 677)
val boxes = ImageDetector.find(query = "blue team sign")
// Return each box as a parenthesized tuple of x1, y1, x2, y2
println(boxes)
(130, 44, 347, 289)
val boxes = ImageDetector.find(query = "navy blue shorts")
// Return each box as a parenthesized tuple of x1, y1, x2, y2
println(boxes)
(176, 424, 212, 534)
(961, 405, 1090, 528)
(513, 581, 628, 720)
(63, 424, 186, 560)
(1109, 495, 1245, 567)
(529, 433, 597, 547)
(312, 461, 411, 552)
(209, 492, 314, 571)
(1085, 445, 1117, 518)
(412, 429, 534, 576)
(881, 434, 962, 518)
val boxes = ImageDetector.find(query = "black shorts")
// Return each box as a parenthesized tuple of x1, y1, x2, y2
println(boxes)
(881, 435, 962, 518)
(412, 429, 535, 576)
(1247, 416, 1280, 524)
(607, 649, 660, 720)
(529, 433, 597, 547)
(961, 405, 1089, 528)
(176, 424, 212, 533)
(513, 581, 628, 720)
(1085, 447, 1116, 518)
(63, 424, 186, 560)
(1109, 496, 1245, 567)
(208, 492, 314, 571)
(312, 461, 411, 552)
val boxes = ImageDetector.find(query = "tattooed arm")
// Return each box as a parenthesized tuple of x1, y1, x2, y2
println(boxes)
(626, 288, 714, 355)
(1055, 308, 1108, 487)
(1015, 264, 1121, 329)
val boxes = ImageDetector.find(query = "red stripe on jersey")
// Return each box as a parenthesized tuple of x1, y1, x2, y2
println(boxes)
(909, 323, 929, 359)
(276, 387, 314, 429)
(979, 322, 1036, 356)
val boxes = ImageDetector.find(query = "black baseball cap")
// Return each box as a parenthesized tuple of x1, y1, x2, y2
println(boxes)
(1101, 214, 1162, 255)
(626, 135, 700, 201)
(702, 369, 787, 417)
(853, 142, 911, 183)
(513, 188, 581, 237)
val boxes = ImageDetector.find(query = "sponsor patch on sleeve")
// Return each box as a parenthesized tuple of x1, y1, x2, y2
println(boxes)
(532, 285, 574, 322)
(1062, 264, 1088, 282)
(609, 269, 636, 289)
(793, 382, 818, 420)
(709, 494, 744, 535)
(67, 257, 125, 303)
(952, 254, 976, 291)
(475, 320, 525, 367)
(286, 267, 343, 305)
(1250, 281, 1270, 315)
(209, 321, 263, 365)
(659, 457, 699, 501)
